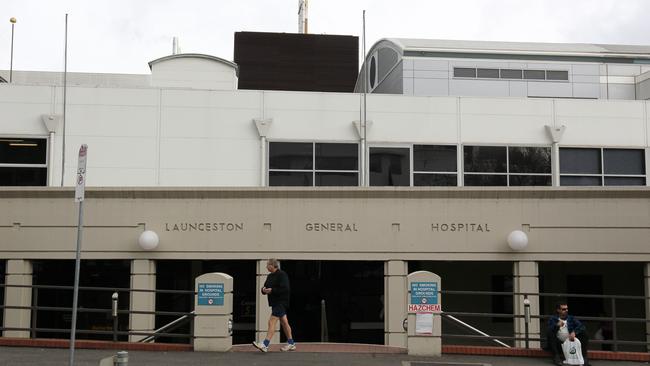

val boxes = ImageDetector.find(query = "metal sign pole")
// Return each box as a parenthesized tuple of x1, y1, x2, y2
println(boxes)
(69, 144, 87, 366)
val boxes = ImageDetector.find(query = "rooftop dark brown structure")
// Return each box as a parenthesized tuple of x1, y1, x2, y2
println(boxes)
(234, 31, 358, 92)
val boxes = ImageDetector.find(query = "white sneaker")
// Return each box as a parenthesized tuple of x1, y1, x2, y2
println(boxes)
(281, 343, 296, 352)
(252, 341, 268, 352)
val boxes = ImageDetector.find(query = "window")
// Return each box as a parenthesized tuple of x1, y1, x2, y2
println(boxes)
(524, 70, 546, 80)
(369, 147, 410, 186)
(0, 138, 47, 186)
(413, 145, 457, 186)
(453, 67, 568, 81)
(500, 69, 523, 79)
(369, 56, 377, 89)
(268, 142, 358, 186)
(477, 68, 499, 78)
(464, 146, 551, 186)
(546, 70, 569, 81)
(453, 68, 477, 78)
(560, 148, 646, 186)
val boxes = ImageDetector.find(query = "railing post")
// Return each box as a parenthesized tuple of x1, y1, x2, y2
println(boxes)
(523, 296, 530, 349)
(611, 297, 618, 352)
(112, 292, 119, 342)
(320, 299, 328, 342)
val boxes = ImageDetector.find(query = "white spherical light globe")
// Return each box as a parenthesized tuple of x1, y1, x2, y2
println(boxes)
(507, 230, 528, 251)
(138, 230, 159, 250)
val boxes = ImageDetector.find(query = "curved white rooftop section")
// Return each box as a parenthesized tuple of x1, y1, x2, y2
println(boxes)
(148, 53, 239, 90)
(371, 38, 650, 61)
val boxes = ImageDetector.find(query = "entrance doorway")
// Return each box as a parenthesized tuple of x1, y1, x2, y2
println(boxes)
(280, 260, 384, 344)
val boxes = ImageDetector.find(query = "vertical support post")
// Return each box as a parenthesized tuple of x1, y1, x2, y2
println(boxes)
(513, 261, 540, 348)
(2, 259, 32, 338)
(112, 292, 118, 342)
(643, 263, 650, 352)
(384, 260, 407, 347)
(129, 259, 156, 342)
(611, 297, 618, 352)
(193, 272, 233, 352)
(255, 260, 279, 343)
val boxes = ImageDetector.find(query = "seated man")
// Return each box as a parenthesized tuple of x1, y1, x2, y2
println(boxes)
(547, 302, 589, 366)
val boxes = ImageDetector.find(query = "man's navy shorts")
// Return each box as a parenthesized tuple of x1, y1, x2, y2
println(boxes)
(271, 304, 287, 317)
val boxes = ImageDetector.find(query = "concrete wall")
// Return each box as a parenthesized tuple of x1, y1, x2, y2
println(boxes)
(0, 188, 649, 262)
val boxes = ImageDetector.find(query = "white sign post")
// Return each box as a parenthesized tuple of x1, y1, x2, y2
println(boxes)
(69, 144, 87, 366)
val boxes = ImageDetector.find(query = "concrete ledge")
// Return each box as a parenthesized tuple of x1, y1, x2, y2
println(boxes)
(442, 345, 650, 362)
(0, 337, 192, 352)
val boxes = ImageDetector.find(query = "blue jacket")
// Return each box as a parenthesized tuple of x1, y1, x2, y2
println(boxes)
(547, 314, 585, 334)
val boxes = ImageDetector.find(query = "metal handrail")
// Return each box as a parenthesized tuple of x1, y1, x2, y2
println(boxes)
(139, 311, 195, 343)
(442, 313, 511, 348)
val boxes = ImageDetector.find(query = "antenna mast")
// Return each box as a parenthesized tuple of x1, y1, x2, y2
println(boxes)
(298, 0, 308, 34)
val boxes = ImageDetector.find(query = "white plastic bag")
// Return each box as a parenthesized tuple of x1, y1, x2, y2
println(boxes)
(562, 338, 584, 365)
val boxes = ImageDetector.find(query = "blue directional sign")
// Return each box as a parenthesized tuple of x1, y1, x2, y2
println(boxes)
(410, 282, 438, 305)
(198, 283, 224, 306)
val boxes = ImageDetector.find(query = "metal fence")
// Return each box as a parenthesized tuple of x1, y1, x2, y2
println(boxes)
(1, 283, 648, 352)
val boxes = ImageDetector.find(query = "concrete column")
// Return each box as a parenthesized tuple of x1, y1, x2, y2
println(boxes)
(129, 259, 156, 342)
(513, 261, 541, 348)
(3, 259, 33, 338)
(384, 260, 407, 347)
(643, 263, 650, 352)
(255, 260, 279, 343)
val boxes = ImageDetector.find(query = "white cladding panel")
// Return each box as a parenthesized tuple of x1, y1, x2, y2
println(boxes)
(0, 85, 52, 135)
(460, 98, 552, 144)
(555, 99, 646, 146)
(151, 58, 237, 90)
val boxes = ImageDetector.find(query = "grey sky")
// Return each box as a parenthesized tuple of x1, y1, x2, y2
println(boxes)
(3, 0, 650, 74)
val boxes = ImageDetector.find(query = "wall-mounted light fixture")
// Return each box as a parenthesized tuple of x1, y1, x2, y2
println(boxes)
(507, 230, 528, 251)
(138, 230, 159, 250)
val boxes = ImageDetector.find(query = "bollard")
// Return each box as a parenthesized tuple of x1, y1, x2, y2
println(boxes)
(114, 351, 128, 366)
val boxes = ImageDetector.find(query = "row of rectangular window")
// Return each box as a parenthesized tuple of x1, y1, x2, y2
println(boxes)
(453, 67, 569, 81)
(269, 142, 646, 187)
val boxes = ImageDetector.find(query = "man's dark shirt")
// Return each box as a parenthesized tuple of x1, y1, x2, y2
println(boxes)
(263, 269, 290, 307)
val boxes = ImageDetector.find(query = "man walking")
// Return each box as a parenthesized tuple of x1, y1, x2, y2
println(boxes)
(253, 258, 296, 352)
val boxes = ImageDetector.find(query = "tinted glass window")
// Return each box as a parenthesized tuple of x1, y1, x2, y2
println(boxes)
(560, 148, 601, 174)
(414, 174, 457, 186)
(509, 147, 551, 174)
(0, 167, 47, 186)
(500, 69, 522, 79)
(510, 175, 552, 186)
(315, 143, 358, 171)
(464, 175, 507, 186)
(315, 172, 358, 186)
(454, 68, 476, 78)
(269, 171, 313, 186)
(464, 146, 507, 173)
(546, 70, 569, 81)
(269, 142, 312, 170)
(603, 149, 645, 175)
(604, 177, 646, 186)
(477, 68, 499, 78)
(369, 57, 377, 89)
(560, 176, 602, 186)
(524, 70, 546, 80)
(369, 147, 410, 186)
(0, 139, 47, 164)
(414, 145, 456, 172)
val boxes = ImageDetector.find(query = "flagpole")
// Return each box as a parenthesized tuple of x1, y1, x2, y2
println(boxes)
(61, 14, 68, 186)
